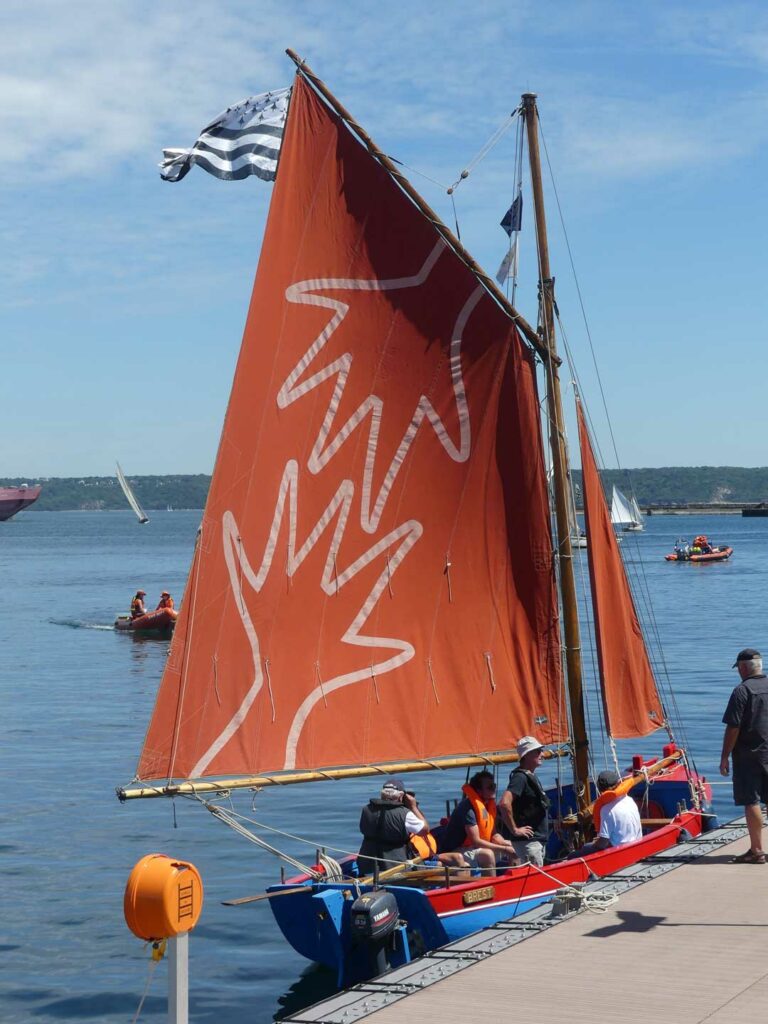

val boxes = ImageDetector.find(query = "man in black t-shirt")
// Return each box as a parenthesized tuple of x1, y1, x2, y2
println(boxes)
(498, 735, 550, 865)
(721, 647, 768, 864)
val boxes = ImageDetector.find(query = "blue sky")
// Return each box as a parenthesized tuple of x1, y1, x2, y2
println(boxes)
(2, 0, 767, 476)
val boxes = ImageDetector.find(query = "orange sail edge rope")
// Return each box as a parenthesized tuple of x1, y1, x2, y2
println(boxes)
(136, 71, 566, 785)
(576, 402, 665, 739)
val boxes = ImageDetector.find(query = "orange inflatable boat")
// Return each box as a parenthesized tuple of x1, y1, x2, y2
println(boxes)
(115, 608, 178, 632)
(665, 537, 733, 563)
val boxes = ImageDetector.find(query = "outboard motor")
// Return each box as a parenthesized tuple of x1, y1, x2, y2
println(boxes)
(349, 890, 400, 977)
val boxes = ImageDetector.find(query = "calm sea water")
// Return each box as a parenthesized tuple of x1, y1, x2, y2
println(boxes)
(0, 510, 761, 1022)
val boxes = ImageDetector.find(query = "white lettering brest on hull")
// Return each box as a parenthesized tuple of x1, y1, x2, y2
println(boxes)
(192, 240, 483, 775)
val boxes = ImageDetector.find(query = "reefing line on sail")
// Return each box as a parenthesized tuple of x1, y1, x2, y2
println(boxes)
(189, 248, 480, 777)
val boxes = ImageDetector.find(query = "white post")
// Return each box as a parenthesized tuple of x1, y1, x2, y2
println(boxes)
(167, 932, 189, 1024)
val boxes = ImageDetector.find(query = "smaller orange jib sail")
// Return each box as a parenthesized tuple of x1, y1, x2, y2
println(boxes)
(576, 402, 664, 738)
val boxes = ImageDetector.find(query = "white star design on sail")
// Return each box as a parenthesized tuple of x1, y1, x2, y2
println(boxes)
(190, 241, 480, 774)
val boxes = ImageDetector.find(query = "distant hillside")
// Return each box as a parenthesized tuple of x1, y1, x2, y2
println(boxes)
(0, 475, 210, 512)
(5, 467, 768, 511)
(571, 467, 768, 506)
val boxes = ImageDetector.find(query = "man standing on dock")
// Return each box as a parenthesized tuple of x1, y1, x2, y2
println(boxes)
(720, 648, 768, 864)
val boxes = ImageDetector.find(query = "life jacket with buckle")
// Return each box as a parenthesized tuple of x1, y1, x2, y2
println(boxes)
(409, 831, 438, 859)
(131, 597, 145, 619)
(460, 783, 496, 845)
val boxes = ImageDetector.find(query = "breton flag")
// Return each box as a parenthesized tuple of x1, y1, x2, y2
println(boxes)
(160, 87, 291, 183)
(496, 191, 523, 284)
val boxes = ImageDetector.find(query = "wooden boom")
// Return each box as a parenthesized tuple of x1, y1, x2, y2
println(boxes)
(118, 748, 569, 801)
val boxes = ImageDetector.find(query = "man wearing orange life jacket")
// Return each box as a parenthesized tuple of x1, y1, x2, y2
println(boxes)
(437, 770, 515, 875)
(130, 590, 147, 619)
(156, 591, 174, 610)
(570, 769, 642, 857)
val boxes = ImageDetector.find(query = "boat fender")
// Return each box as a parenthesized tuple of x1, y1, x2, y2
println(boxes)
(124, 853, 203, 941)
(460, 784, 497, 846)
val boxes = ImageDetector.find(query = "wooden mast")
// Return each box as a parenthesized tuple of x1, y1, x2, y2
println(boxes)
(521, 93, 590, 811)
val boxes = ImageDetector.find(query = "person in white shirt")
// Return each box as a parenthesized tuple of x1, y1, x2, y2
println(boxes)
(572, 769, 642, 856)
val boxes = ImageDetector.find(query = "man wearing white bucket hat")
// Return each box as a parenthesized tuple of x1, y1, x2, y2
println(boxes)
(498, 736, 550, 866)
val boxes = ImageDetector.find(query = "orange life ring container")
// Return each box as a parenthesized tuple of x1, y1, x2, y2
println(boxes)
(124, 853, 203, 941)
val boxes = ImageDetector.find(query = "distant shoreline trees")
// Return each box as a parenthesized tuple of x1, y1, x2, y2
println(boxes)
(4, 467, 768, 512)
(0, 475, 210, 511)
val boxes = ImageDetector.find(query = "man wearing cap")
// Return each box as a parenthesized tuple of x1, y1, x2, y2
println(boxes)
(130, 590, 147, 619)
(572, 769, 642, 856)
(498, 737, 550, 866)
(358, 778, 433, 877)
(156, 591, 175, 610)
(720, 648, 768, 864)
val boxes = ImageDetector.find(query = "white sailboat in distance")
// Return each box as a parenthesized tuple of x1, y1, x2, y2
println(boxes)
(115, 462, 149, 524)
(611, 485, 644, 531)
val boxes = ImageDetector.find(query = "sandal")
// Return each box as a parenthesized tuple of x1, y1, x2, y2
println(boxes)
(732, 849, 766, 864)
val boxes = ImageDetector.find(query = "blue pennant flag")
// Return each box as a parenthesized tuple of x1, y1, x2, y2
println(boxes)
(500, 194, 523, 236)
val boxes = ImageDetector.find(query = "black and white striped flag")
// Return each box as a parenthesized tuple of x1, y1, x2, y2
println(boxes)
(160, 87, 291, 183)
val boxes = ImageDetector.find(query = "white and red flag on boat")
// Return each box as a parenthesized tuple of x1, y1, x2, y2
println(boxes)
(160, 87, 291, 182)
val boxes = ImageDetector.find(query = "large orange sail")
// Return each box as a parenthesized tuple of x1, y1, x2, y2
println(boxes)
(137, 75, 563, 783)
(576, 403, 664, 738)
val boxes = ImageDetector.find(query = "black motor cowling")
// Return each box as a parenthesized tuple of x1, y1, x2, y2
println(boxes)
(350, 890, 399, 943)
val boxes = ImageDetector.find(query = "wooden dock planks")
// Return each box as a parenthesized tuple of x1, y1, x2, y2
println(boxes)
(364, 832, 767, 1024)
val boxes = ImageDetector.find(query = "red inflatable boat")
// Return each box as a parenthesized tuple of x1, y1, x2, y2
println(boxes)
(115, 608, 178, 633)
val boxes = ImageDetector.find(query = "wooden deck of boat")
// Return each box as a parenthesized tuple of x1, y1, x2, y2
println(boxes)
(365, 830, 765, 1024)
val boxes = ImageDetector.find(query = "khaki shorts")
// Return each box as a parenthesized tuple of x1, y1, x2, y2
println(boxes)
(457, 848, 511, 868)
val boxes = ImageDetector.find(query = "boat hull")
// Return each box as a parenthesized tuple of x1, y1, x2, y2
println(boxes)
(268, 763, 712, 986)
(0, 485, 42, 521)
(115, 608, 178, 632)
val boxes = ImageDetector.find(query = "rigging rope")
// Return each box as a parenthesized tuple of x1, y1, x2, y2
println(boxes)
(536, 109, 698, 782)
(527, 860, 621, 913)
(202, 798, 421, 872)
(130, 954, 162, 1024)
(446, 109, 520, 194)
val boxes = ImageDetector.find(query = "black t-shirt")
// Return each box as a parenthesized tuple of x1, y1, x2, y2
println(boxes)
(437, 796, 492, 852)
(723, 674, 768, 762)
(499, 768, 549, 840)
